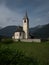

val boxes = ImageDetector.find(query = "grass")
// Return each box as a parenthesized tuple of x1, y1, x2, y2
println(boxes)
(0, 41, 49, 65)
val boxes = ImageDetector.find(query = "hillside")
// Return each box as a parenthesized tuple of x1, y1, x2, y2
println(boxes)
(0, 24, 49, 38)
(0, 26, 17, 37)
(30, 24, 49, 39)
(0, 27, 2, 30)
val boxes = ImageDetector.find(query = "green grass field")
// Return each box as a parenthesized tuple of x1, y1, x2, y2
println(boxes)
(0, 41, 49, 65)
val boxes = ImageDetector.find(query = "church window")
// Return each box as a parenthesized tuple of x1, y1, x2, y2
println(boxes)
(20, 33, 21, 36)
(24, 20, 26, 23)
(17, 34, 18, 36)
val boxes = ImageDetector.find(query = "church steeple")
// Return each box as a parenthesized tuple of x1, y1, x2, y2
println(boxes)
(23, 11, 29, 39)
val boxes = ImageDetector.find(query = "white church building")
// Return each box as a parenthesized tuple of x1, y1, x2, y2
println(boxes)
(12, 12, 41, 42)
(12, 12, 29, 40)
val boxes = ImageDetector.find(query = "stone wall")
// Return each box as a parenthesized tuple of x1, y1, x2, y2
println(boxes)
(20, 39, 41, 42)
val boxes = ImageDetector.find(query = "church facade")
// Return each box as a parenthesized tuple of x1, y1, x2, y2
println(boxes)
(12, 12, 29, 40)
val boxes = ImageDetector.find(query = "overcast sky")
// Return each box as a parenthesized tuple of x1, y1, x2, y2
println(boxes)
(0, 0, 49, 28)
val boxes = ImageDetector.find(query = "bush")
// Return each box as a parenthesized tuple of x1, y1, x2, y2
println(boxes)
(1, 38, 14, 44)
(18, 39, 21, 42)
(41, 38, 48, 42)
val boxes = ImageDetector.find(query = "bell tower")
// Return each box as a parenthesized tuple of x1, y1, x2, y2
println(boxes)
(23, 11, 29, 39)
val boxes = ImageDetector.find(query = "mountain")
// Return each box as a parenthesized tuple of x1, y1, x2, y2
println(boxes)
(30, 25, 43, 33)
(0, 24, 49, 39)
(0, 26, 23, 38)
(0, 27, 2, 30)
(30, 24, 49, 39)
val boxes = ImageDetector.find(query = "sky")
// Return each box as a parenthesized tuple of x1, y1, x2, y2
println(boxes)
(0, 0, 49, 28)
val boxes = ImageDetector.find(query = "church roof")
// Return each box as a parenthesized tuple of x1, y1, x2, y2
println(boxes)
(16, 26, 24, 32)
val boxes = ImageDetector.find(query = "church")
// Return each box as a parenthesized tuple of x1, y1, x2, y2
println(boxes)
(12, 12, 29, 40)
(0, 11, 41, 42)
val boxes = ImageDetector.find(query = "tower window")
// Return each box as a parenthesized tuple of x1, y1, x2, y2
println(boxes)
(24, 20, 26, 23)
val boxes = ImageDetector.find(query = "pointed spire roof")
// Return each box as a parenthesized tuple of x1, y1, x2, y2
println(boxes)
(25, 11, 28, 18)
(23, 10, 29, 19)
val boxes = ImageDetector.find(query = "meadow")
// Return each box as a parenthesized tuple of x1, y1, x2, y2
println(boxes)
(0, 40, 49, 65)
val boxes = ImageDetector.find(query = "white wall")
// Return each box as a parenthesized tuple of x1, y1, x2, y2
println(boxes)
(14, 32, 20, 39)
(14, 32, 24, 40)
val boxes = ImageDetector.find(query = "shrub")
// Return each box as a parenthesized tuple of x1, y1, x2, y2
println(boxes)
(1, 38, 14, 44)
(18, 39, 21, 42)
(41, 38, 48, 42)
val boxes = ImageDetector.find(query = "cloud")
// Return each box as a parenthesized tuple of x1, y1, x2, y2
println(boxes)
(0, 0, 49, 28)
(0, 2, 23, 27)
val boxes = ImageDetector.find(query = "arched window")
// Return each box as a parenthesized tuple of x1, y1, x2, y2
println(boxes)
(24, 20, 26, 23)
